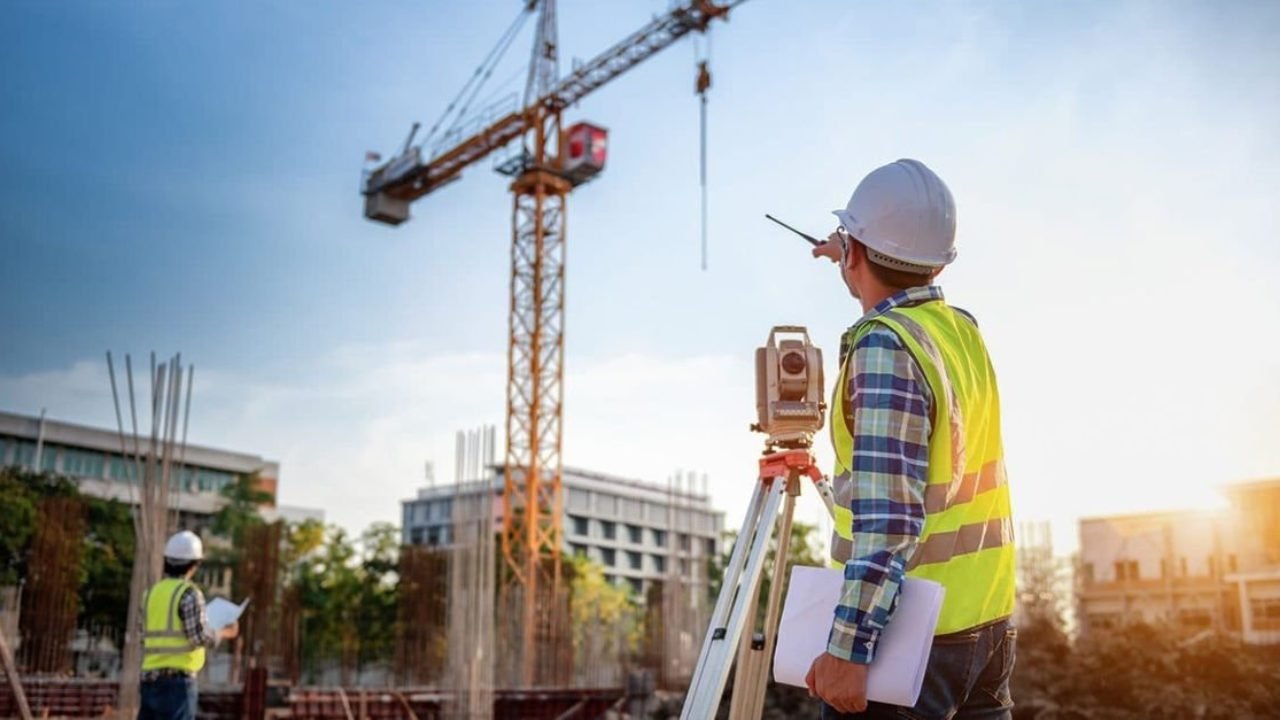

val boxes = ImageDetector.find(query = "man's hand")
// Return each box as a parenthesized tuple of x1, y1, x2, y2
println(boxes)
(219, 621, 239, 641)
(805, 652, 869, 714)
(812, 233, 843, 263)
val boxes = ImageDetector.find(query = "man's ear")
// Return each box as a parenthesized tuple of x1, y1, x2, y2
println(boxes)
(843, 240, 860, 270)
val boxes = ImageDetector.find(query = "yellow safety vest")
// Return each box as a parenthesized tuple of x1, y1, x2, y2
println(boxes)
(829, 298, 1015, 635)
(141, 578, 206, 673)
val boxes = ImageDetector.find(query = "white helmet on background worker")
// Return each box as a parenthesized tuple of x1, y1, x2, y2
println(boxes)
(164, 531, 204, 561)
(832, 158, 957, 272)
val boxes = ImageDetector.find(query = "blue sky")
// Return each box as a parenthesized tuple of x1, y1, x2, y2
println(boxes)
(3, 1, 1278, 551)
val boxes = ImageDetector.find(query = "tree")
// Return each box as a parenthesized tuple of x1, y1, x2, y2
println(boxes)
(0, 466, 133, 633)
(208, 471, 273, 589)
(355, 522, 400, 667)
(78, 496, 136, 634)
(0, 469, 38, 585)
(211, 471, 273, 544)
(708, 520, 826, 627)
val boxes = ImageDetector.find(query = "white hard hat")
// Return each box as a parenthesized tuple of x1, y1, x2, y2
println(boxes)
(164, 531, 204, 561)
(833, 158, 957, 271)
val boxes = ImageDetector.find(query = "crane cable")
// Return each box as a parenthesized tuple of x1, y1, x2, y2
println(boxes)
(422, 4, 536, 157)
(695, 34, 713, 271)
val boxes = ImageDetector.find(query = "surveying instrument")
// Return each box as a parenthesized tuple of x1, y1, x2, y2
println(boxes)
(680, 326, 838, 720)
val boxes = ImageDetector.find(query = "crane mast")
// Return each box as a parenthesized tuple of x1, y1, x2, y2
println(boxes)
(362, 0, 745, 688)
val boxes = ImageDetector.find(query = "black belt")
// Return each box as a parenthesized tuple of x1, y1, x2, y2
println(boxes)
(142, 669, 196, 681)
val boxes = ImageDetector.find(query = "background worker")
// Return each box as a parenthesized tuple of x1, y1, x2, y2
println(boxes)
(139, 531, 238, 720)
(804, 159, 1017, 719)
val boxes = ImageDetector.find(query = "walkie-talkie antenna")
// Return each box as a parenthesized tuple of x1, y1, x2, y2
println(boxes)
(764, 213, 822, 246)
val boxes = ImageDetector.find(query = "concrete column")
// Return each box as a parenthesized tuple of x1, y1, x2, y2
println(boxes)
(1236, 578, 1253, 644)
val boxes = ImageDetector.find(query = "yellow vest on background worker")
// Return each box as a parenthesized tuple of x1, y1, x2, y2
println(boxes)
(141, 578, 206, 672)
(828, 299, 1015, 635)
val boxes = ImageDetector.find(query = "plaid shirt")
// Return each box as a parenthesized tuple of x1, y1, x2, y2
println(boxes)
(827, 285, 944, 664)
(141, 582, 219, 680)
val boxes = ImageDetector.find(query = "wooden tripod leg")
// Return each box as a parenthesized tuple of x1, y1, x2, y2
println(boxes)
(0, 626, 33, 720)
(728, 475, 799, 720)
(680, 479, 786, 720)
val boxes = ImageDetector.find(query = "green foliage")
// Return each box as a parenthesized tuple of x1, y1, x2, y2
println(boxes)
(288, 522, 403, 680)
(568, 552, 642, 650)
(212, 471, 272, 544)
(1011, 622, 1280, 720)
(78, 495, 135, 631)
(0, 471, 37, 585)
(0, 466, 134, 631)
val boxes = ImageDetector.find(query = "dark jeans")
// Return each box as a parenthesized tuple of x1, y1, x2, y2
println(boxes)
(139, 675, 198, 720)
(823, 619, 1016, 720)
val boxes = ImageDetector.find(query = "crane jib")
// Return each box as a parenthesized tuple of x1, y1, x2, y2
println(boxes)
(363, 0, 743, 207)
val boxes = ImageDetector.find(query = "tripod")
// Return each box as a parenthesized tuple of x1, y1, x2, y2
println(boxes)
(680, 444, 836, 720)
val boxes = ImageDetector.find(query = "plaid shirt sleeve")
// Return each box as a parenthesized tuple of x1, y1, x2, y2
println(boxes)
(827, 325, 932, 664)
(179, 586, 221, 649)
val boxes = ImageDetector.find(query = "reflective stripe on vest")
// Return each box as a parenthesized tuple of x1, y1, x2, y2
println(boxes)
(141, 578, 206, 671)
(828, 298, 1016, 635)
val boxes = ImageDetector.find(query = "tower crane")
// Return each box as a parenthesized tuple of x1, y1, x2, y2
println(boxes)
(361, 0, 747, 686)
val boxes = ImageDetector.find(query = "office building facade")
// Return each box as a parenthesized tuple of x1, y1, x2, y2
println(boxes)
(403, 467, 723, 597)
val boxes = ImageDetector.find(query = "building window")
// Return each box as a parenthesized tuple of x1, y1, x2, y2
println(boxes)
(1251, 598, 1280, 630)
(704, 537, 717, 557)
(651, 529, 667, 547)
(601, 548, 616, 566)
(596, 493, 618, 516)
(109, 455, 133, 482)
(571, 543, 588, 558)
(571, 515, 590, 536)
(426, 527, 440, 546)
(12, 441, 35, 468)
(1088, 613, 1121, 631)
(626, 524, 643, 545)
(652, 555, 666, 573)
(409, 528, 425, 545)
(1115, 560, 1139, 581)
(626, 551, 642, 570)
(679, 533, 691, 552)
(627, 578, 643, 596)
(568, 488, 590, 511)
(62, 448, 104, 479)
(604, 574, 617, 586)
(1178, 608, 1212, 628)
(680, 558, 690, 576)
(601, 521, 617, 541)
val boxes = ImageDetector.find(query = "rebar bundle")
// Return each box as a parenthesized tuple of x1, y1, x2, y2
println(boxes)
(106, 352, 195, 717)
(393, 546, 448, 686)
(18, 496, 87, 674)
(236, 521, 283, 672)
(444, 428, 496, 718)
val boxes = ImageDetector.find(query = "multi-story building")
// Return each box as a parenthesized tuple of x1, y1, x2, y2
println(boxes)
(402, 466, 723, 597)
(0, 409, 321, 531)
(1076, 477, 1280, 644)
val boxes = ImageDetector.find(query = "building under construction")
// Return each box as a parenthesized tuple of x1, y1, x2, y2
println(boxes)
(1077, 477, 1280, 644)
(403, 466, 723, 598)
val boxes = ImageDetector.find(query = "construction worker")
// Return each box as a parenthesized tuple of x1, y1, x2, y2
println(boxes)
(139, 531, 238, 720)
(804, 159, 1016, 719)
